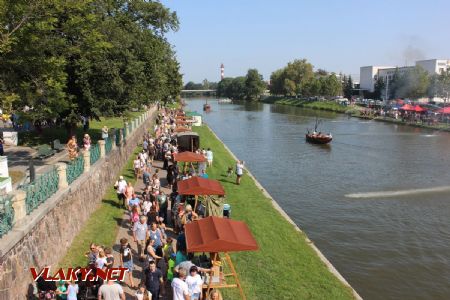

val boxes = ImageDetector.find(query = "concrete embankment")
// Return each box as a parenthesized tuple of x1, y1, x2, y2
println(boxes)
(193, 125, 362, 299)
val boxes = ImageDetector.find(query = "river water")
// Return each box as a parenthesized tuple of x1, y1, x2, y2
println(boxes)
(186, 98, 450, 300)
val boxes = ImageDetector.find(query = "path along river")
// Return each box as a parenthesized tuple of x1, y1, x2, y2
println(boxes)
(186, 98, 450, 300)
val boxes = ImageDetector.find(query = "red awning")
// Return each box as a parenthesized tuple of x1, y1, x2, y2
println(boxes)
(185, 216, 259, 253)
(437, 107, 450, 114)
(400, 104, 414, 111)
(173, 151, 206, 162)
(178, 176, 225, 196)
(174, 127, 191, 133)
(413, 105, 426, 112)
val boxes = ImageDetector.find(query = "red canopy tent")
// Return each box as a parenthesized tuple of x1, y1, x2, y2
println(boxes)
(174, 127, 191, 133)
(178, 176, 225, 214)
(413, 105, 426, 112)
(437, 107, 450, 114)
(173, 151, 207, 163)
(400, 104, 415, 111)
(178, 176, 225, 195)
(185, 217, 258, 299)
(185, 216, 259, 253)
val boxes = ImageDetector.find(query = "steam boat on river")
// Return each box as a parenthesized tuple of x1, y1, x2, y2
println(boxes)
(305, 132, 332, 144)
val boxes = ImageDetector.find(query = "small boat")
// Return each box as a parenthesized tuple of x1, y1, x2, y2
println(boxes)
(218, 98, 232, 104)
(203, 99, 211, 111)
(306, 118, 332, 144)
(306, 132, 332, 144)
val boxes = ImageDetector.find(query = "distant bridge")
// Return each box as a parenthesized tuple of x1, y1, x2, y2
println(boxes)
(181, 89, 216, 92)
(181, 89, 217, 96)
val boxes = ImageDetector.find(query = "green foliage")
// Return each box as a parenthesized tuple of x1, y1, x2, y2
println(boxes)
(245, 69, 266, 100)
(269, 58, 342, 98)
(343, 75, 353, 100)
(428, 69, 450, 100)
(388, 66, 429, 100)
(374, 77, 385, 100)
(0, 0, 181, 134)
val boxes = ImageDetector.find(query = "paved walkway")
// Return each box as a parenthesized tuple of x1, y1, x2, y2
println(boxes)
(112, 157, 175, 300)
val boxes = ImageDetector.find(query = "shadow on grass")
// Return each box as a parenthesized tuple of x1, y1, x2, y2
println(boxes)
(102, 199, 121, 208)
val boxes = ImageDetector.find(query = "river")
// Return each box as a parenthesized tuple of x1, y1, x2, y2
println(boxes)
(186, 98, 450, 300)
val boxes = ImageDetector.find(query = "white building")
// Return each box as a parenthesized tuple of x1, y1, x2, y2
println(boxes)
(360, 59, 450, 93)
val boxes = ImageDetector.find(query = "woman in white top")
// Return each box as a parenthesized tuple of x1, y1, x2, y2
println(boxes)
(235, 160, 245, 185)
(96, 250, 108, 270)
(142, 198, 152, 215)
(186, 266, 203, 300)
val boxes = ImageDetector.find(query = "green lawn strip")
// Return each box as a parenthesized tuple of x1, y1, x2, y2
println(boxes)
(262, 97, 351, 113)
(193, 126, 354, 300)
(19, 110, 145, 147)
(58, 146, 142, 268)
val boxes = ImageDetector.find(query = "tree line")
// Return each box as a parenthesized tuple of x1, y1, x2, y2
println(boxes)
(373, 66, 450, 101)
(216, 59, 346, 100)
(0, 0, 182, 131)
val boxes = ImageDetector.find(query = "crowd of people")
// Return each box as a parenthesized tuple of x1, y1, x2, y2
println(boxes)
(35, 107, 244, 300)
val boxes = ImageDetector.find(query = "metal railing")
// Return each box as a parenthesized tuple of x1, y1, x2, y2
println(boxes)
(67, 155, 84, 184)
(90, 143, 100, 165)
(22, 167, 59, 214)
(105, 137, 112, 154)
(0, 193, 15, 238)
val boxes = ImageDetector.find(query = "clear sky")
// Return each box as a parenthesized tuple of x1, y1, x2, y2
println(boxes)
(161, 0, 450, 84)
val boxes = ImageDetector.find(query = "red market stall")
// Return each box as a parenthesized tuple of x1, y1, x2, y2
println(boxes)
(185, 216, 259, 299)
(174, 127, 191, 133)
(413, 105, 427, 112)
(173, 151, 206, 163)
(437, 107, 450, 114)
(178, 176, 225, 213)
(400, 104, 415, 111)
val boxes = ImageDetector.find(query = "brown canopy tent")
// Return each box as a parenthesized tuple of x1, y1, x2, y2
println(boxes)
(174, 127, 191, 133)
(174, 151, 206, 163)
(178, 176, 225, 214)
(185, 216, 259, 299)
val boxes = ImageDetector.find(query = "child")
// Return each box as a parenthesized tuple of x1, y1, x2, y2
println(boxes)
(104, 247, 115, 269)
(130, 206, 140, 229)
(56, 280, 67, 300)
(66, 279, 78, 300)
(167, 253, 176, 282)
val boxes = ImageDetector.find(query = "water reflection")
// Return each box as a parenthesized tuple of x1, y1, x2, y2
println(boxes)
(186, 98, 450, 300)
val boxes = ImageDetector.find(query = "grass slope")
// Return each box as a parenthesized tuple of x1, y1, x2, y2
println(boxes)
(193, 125, 354, 300)
(19, 111, 143, 147)
(262, 97, 353, 113)
(59, 146, 142, 268)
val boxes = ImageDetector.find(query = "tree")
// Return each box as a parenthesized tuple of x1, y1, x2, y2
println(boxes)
(343, 75, 353, 99)
(228, 77, 246, 100)
(202, 79, 210, 90)
(184, 82, 203, 90)
(320, 74, 342, 97)
(428, 70, 450, 101)
(0, 0, 181, 135)
(269, 69, 284, 95)
(245, 69, 265, 100)
(282, 59, 314, 96)
(373, 77, 385, 100)
(217, 78, 233, 97)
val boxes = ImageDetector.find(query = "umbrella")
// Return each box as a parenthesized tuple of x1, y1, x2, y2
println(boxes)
(400, 104, 415, 111)
(413, 105, 426, 112)
(437, 107, 450, 114)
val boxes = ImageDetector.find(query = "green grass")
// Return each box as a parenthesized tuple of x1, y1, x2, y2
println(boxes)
(58, 146, 142, 268)
(193, 126, 355, 300)
(262, 97, 354, 113)
(19, 111, 144, 147)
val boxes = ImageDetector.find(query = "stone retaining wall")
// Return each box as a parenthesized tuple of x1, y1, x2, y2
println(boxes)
(0, 107, 157, 300)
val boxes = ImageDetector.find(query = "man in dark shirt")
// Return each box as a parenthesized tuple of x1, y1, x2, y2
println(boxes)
(142, 261, 163, 299)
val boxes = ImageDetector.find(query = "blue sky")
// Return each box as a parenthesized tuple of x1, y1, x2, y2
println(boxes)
(161, 0, 450, 83)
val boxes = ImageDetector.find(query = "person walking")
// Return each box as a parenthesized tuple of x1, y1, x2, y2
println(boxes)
(66, 136, 78, 160)
(98, 279, 125, 300)
(114, 176, 127, 208)
(133, 216, 149, 262)
(142, 261, 163, 300)
(186, 266, 203, 300)
(235, 160, 244, 185)
(206, 148, 213, 167)
(119, 238, 135, 289)
(171, 267, 189, 300)
(101, 126, 109, 140)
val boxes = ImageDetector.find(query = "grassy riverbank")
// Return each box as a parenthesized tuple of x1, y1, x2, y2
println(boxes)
(59, 146, 141, 267)
(262, 96, 354, 113)
(19, 111, 143, 147)
(193, 125, 355, 299)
